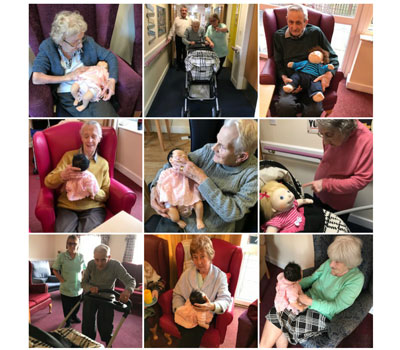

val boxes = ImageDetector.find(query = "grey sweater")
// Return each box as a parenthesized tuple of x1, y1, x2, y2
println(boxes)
(152, 143, 258, 232)
(81, 259, 136, 297)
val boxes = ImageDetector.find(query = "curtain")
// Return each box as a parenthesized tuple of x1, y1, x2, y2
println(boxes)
(101, 235, 110, 246)
(123, 235, 137, 262)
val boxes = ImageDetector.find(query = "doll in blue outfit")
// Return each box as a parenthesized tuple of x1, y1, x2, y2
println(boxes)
(283, 46, 334, 103)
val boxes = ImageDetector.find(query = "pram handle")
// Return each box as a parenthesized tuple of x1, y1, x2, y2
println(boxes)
(85, 289, 132, 317)
(187, 43, 214, 52)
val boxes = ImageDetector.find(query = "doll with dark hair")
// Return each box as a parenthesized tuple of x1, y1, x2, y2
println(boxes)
(156, 149, 204, 230)
(175, 289, 213, 329)
(274, 262, 307, 315)
(65, 153, 100, 201)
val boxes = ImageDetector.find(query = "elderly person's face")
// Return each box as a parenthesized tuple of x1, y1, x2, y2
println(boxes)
(66, 238, 79, 255)
(212, 125, 242, 166)
(286, 10, 308, 37)
(81, 125, 101, 157)
(94, 251, 110, 270)
(192, 249, 212, 275)
(61, 31, 85, 55)
(192, 22, 200, 32)
(329, 260, 349, 276)
(180, 7, 188, 18)
(318, 126, 347, 146)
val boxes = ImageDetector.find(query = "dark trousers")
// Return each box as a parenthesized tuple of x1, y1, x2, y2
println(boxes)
(176, 324, 207, 348)
(313, 194, 350, 223)
(175, 35, 187, 68)
(216, 56, 226, 76)
(82, 298, 114, 344)
(55, 207, 106, 233)
(289, 71, 323, 99)
(61, 294, 81, 322)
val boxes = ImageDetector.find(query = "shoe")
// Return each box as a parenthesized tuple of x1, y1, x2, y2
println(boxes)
(65, 321, 71, 328)
(71, 316, 81, 324)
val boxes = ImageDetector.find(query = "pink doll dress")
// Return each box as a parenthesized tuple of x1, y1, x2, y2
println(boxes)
(157, 168, 202, 207)
(274, 272, 302, 315)
(174, 299, 213, 329)
(263, 200, 306, 233)
(65, 170, 100, 201)
(77, 66, 109, 102)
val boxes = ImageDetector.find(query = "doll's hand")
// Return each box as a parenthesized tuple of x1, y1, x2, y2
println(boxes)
(302, 180, 323, 194)
(313, 71, 333, 92)
(266, 225, 279, 233)
(327, 64, 334, 70)
(150, 186, 169, 218)
(287, 62, 294, 68)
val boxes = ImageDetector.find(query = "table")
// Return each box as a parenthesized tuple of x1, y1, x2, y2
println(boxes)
(259, 84, 275, 118)
(90, 210, 143, 233)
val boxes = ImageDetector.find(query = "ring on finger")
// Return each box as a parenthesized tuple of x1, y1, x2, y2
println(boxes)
(180, 166, 184, 172)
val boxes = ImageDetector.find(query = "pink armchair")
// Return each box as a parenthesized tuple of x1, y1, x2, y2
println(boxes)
(29, 261, 52, 317)
(261, 7, 344, 116)
(32, 121, 136, 232)
(158, 238, 243, 348)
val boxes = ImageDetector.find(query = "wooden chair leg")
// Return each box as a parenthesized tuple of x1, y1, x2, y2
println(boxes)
(150, 323, 158, 340)
(164, 332, 172, 345)
(49, 303, 53, 313)
(164, 120, 171, 140)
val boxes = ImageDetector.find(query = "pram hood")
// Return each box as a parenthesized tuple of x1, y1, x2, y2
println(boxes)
(185, 49, 220, 74)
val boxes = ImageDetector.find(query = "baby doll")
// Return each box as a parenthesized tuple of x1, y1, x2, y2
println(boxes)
(260, 181, 313, 233)
(275, 262, 307, 315)
(156, 149, 205, 230)
(283, 46, 334, 102)
(174, 289, 213, 329)
(70, 61, 109, 112)
(65, 154, 100, 201)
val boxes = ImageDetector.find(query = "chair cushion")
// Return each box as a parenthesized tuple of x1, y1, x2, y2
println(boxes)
(30, 292, 51, 304)
(29, 300, 37, 308)
(31, 260, 51, 278)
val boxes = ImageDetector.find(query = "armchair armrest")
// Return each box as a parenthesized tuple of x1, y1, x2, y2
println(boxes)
(107, 178, 137, 215)
(35, 187, 56, 232)
(47, 275, 60, 283)
(215, 300, 234, 343)
(29, 78, 54, 117)
(260, 59, 276, 85)
(115, 55, 142, 117)
(30, 282, 48, 294)
(328, 70, 344, 93)
(159, 289, 174, 316)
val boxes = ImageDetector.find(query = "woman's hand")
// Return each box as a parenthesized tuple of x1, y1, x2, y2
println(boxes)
(66, 66, 90, 81)
(60, 165, 84, 182)
(150, 186, 169, 218)
(152, 289, 159, 301)
(100, 78, 116, 101)
(302, 180, 323, 193)
(170, 158, 208, 185)
(193, 295, 215, 312)
(298, 293, 313, 306)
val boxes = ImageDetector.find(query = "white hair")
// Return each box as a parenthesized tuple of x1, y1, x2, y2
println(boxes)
(94, 244, 110, 256)
(50, 10, 87, 45)
(327, 236, 363, 269)
(223, 119, 258, 155)
(287, 4, 308, 21)
(80, 121, 103, 139)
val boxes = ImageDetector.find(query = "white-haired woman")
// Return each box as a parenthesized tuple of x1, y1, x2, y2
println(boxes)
(260, 235, 365, 348)
(303, 119, 373, 220)
(32, 10, 118, 117)
(150, 119, 258, 232)
(44, 121, 110, 232)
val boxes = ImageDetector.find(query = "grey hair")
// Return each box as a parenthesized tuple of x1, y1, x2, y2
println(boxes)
(327, 236, 363, 269)
(94, 244, 110, 256)
(316, 119, 357, 138)
(80, 121, 103, 139)
(192, 19, 200, 25)
(223, 119, 258, 155)
(180, 5, 188, 10)
(50, 10, 88, 45)
(287, 4, 308, 21)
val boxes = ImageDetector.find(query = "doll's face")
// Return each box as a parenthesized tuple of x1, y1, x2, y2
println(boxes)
(270, 187, 295, 213)
(171, 149, 188, 163)
(308, 51, 323, 64)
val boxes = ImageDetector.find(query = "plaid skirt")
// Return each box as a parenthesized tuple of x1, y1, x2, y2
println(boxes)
(266, 306, 329, 345)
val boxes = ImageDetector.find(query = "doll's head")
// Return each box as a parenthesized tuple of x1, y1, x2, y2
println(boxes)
(167, 148, 189, 166)
(189, 289, 206, 305)
(284, 262, 302, 282)
(308, 46, 329, 64)
(72, 153, 90, 171)
(96, 60, 108, 70)
(260, 181, 295, 220)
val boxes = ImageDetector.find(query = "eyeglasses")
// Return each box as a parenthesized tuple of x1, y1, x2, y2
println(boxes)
(63, 36, 86, 49)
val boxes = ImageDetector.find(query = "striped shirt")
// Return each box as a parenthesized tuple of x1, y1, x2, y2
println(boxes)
(265, 200, 306, 232)
(292, 60, 331, 77)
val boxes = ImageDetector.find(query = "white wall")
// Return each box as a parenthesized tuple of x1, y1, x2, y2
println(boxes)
(146, 119, 190, 134)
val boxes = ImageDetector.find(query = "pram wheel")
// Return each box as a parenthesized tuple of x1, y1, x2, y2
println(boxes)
(211, 107, 222, 117)
(181, 107, 190, 117)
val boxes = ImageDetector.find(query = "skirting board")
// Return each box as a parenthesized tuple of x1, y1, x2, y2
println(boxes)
(144, 63, 170, 117)
(115, 162, 142, 187)
(345, 79, 373, 94)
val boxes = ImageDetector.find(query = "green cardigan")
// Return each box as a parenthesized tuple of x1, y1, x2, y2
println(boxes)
(299, 259, 364, 320)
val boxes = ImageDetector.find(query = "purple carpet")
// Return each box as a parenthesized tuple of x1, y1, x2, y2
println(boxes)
(30, 291, 142, 348)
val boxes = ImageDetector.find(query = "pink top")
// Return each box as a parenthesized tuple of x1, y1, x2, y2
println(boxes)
(174, 299, 213, 329)
(264, 200, 305, 233)
(77, 66, 109, 102)
(274, 272, 302, 315)
(315, 121, 373, 211)
(65, 171, 100, 201)
(157, 168, 202, 207)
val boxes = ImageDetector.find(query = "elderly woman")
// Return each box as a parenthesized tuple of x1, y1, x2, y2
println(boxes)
(205, 14, 228, 76)
(260, 235, 364, 348)
(302, 120, 373, 220)
(173, 236, 232, 347)
(32, 10, 118, 117)
(44, 121, 110, 232)
(150, 119, 258, 233)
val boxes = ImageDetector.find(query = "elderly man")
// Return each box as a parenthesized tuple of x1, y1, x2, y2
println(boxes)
(182, 20, 206, 47)
(81, 244, 135, 345)
(167, 5, 192, 70)
(273, 5, 339, 117)
(150, 119, 258, 233)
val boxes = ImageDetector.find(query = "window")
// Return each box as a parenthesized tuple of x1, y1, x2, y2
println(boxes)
(79, 235, 101, 266)
(131, 234, 143, 265)
(308, 3, 358, 18)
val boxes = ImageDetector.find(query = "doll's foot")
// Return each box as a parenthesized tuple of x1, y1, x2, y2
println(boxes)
(177, 220, 187, 229)
(73, 98, 79, 106)
(312, 92, 325, 102)
(196, 220, 205, 230)
(76, 105, 87, 112)
(283, 84, 294, 93)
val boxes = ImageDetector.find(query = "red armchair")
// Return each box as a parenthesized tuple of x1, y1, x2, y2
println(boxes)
(32, 121, 136, 232)
(29, 4, 142, 117)
(29, 261, 52, 318)
(158, 238, 243, 348)
(260, 7, 344, 116)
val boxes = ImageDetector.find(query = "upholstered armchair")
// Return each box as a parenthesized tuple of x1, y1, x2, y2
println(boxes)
(144, 235, 170, 290)
(32, 121, 136, 232)
(29, 261, 52, 317)
(115, 262, 143, 312)
(158, 238, 243, 348)
(260, 7, 344, 116)
(30, 260, 60, 292)
(29, 4, 142, 117)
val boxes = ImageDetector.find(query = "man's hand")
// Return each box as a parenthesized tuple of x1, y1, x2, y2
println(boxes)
(314, 71, 333, 92)
(90, 287, 99, 294)
(170, 158, 208, 185)
(100, 78, 116, 101)
(282, 75, 302, 93)
(166, 37, 172, 44)
(302, 180, 323, 194)
(60, 165, 83, 182)
(150, 186, 169, 218)
(119, 290, 131, 303)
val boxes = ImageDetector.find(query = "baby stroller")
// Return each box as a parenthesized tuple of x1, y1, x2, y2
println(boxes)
(29, 289, 132, 348)
(181, 43, 221, 117)
(260, 160, 352, 233)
